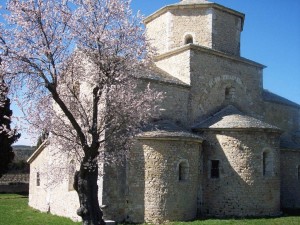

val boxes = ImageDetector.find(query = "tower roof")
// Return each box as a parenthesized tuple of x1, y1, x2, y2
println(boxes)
(192, 105, 281, 132)
(178, 0, 212, 4)
(144, 0, 244, 28)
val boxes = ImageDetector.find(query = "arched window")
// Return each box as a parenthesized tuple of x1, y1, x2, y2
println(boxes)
(298, 165, 300, 180)
(263, 150, 273, 177)
(225, 86, 235, 101)
(178, 160, 189, 181)
(68, 160, 76, 191)
(184, 34, 193, 44)
(36, 172, 40, 186)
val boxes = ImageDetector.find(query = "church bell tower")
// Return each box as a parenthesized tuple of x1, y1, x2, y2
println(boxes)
(145, 0, 244, 56)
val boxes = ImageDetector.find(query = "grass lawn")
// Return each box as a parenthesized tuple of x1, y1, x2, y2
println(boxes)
(0, 194, 80, 225)
(0, 193, 299, 225)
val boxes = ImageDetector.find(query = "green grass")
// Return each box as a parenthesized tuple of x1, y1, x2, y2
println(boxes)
(134, 216, 300, 225)
(0, 194, 80, 225)
(0, 194, 299, 225)
(166, 217, 300, 225)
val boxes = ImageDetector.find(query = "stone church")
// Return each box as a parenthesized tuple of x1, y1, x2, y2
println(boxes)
(28, 0, 300, 224)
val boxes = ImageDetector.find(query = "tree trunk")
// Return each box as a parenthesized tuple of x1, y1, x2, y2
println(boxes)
(74, 160, 106, 225)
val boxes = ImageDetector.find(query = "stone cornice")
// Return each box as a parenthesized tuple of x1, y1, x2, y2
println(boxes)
(138, 76, 191, 88)
(144, 3, 245, 30)
(154, 44, 266, 69)
(280, 148, 300, 152)
(137, 135, 203, 143)
(195, 127, 282, 133)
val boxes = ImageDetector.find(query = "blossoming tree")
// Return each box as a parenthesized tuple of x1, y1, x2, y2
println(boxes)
(0, 0, 162, 224)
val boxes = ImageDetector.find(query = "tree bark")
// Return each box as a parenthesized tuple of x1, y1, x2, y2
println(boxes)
(74, 159, 106, 225)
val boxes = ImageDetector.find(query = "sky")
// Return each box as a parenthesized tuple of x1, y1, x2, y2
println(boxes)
(1, 0, 299, 145)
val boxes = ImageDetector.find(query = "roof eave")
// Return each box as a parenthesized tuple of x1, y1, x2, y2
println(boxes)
(137, 76, 191, 88)
(155, 44, 266, 69)
(193, 127, 283, 133)
(137, 135, 203, 143)
(27, 140, 49, 164)
(144, 3, 245, 31)
(280, 148, 300, 152)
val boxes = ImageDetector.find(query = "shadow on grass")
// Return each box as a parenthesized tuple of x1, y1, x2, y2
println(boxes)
(0, 192, 28, 199)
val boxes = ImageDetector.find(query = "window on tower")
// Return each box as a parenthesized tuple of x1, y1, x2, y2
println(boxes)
(184, 34, 193, 44)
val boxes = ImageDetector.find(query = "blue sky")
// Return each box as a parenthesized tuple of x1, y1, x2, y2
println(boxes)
(1, 0, 299, 145)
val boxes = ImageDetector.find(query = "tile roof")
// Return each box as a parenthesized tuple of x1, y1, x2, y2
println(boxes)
(0, 173, 29, 184)
(176, 0, 212, 5)
(193, 105, 281, 131)
(137, 120, 202, 142)
(263, 90, 300, 108)
(134, 66, 190, 87)
(280, 132, 300, 150)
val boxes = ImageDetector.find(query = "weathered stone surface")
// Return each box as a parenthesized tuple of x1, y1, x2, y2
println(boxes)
(201, 130, 281, 217)
(127, 138, 202, 224)
(280, 150, 300, 209)
(145, 1, 243, 56)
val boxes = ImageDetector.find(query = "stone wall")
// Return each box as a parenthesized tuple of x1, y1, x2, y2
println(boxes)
(29, 144, 81, 222)
(212, 8, 241, 56)
(280, 150, 300, 209)
(146, 12, 170, 54)
(137, 79, 190, 126)
(127, 138, 202, 224)
(264, 101, 299, 132)
(101, 163, 127, 222)
(146, 5, 242, 56)
(28, 145, 50, 212)
(189, 47, 264, 123)
(48, 175, 81, 221)
(202, 130, 281, 217)
(155, 46, 265, 126)
(146, 8, 212, 55)
(155, 50, 191, 85)
(46, 145, 81, 222)
(168, 8, 212, 50)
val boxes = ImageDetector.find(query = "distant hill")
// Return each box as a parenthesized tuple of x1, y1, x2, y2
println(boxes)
(12, 145, 36, 162)
(12, 145, 36, 151)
